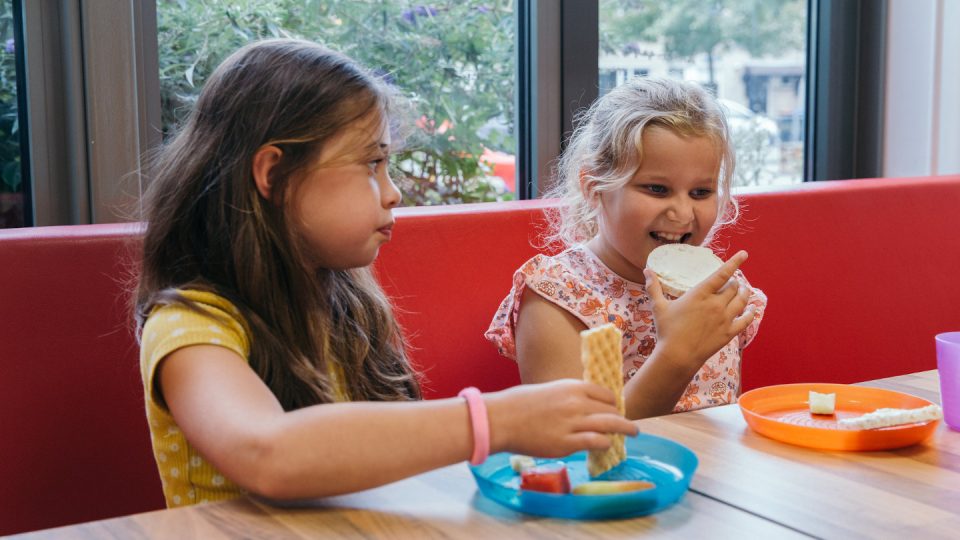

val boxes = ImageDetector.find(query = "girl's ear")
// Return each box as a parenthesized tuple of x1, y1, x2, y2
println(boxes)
(252, 145, 283, 200)
(579, 169, 599, 207)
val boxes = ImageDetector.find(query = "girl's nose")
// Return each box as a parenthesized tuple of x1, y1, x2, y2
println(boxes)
(381, 171, 402, 209)
(667, 197, 694, 223)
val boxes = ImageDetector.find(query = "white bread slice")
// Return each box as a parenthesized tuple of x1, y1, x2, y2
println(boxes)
(837, 405, 942, 430)
(646, 244, 723, 297)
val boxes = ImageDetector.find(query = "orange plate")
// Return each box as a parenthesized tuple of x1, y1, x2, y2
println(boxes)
(738, 383, 939, 451)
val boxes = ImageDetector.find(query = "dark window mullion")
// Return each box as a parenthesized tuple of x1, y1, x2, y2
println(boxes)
(11, 0, 32, 226)
(559, 0, 598, 152)
(806, 0, 886, 181)
(517, 0, 597, 199)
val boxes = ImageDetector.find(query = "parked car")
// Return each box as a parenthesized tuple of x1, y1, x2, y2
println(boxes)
(718, 98, 780, 144)
(718, 99, 783, 186)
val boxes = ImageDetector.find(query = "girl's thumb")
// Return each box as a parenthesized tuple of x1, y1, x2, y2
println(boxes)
(643, 268, 665, 305)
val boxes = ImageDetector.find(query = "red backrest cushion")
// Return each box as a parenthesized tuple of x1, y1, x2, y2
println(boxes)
(377, 176, 960, 397)
(0, 224, 163, 535)
(720, 175, 960, 389)
(4, 175, 960, 533)
(376, 200, 553, 398)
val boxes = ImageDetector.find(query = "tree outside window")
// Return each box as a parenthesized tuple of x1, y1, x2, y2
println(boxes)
(157, 0, 516, 206)
(599, 0, 807, 187)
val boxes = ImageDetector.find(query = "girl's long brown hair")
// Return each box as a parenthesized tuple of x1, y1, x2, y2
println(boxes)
(136, 39, 420, 409)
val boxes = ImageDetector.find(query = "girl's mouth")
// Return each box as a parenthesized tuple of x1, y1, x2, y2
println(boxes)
(650, 231, 692, 244)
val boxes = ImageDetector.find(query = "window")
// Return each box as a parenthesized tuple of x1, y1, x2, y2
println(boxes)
(598, 0, 807, 188)
(156, 0, 517, 206)
(0, 0, 25, 228)
(12, 2, 956, 226)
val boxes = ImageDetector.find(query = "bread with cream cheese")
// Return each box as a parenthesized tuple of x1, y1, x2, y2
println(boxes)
(646, 244, 723, 297)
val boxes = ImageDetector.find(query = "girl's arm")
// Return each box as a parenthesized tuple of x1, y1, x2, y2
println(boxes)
(515, 252, 756, 420)
(159, 344, 637, 500)
(514, 287, 588, 383)
(625, 252, 756, 418)
(515, 290, 690, 419)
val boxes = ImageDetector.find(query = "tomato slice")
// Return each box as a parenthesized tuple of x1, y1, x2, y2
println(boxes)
(519, 463, 571, 494)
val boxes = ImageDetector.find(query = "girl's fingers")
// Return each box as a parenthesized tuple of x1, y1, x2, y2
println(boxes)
(731, 305, 757, 334)
(574, 413, 639, 436)
(696, 250, 748, 295)
(716, 277, 741, 302)
(569, 422, 639, 450)
(580, 381, 619, 405)
(643, 268, 667, 308)
(569, 432, 615, 452)
(592, 415, 639, 436)
(723, 282, 751, 314)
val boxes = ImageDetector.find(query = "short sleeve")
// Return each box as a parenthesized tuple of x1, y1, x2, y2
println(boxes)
(140, 296, 249, 410)
(485, 253, 606, 360)
(734, 270, 767, 350)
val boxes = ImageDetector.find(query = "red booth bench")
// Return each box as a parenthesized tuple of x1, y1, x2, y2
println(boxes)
(3, 175, 959, 535)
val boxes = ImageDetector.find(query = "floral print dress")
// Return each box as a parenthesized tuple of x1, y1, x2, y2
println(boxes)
(485, 245, 767, 412)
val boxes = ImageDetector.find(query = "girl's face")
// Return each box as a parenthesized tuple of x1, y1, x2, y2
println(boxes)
(289, 114, 401, 270)
(587, 126, 721, 284)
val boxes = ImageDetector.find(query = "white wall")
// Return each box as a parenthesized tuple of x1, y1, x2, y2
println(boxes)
(937, 0, 960, 174)
(884, 0, 960, 176)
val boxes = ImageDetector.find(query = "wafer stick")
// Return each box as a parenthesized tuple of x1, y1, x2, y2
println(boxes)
(838, 405, 942, 430)
(580, 323, 626, 477)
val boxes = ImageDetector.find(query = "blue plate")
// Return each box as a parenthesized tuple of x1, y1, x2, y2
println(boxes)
(468, 433, 698, 520)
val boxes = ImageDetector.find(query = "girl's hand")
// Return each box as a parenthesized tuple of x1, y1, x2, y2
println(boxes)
(643, 250, 756, 372)
(485, 379, 639, 458)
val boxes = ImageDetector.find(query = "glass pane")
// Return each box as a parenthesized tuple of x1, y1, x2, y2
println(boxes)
(156, 0, 516, 205)
(0, 0, 24, 228)
(599, 0, 807, 187)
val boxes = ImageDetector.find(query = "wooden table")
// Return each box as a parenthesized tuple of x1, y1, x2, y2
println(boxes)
(13, 371, 957, 539)
(638, 370, 959, 539)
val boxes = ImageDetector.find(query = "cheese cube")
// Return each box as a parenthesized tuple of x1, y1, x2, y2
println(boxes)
(809, 391, 836, 415)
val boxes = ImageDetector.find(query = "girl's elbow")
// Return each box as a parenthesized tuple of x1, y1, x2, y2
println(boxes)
(249, 465, 335, 501)
(240, 436, 332, 501)
(249, 473, 301, 501)
(253, 455, 310, 500)
(224, 433, 298, 500)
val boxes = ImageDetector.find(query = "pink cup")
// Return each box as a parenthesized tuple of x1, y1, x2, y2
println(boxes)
(935, 332, 960, 430)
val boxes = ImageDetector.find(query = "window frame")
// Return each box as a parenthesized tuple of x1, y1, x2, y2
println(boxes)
(10, 0, 32, 226)
(18, 0, 159, 226)
(805, 0, 886, 181)
(15, 0, 915, 225)
(516, 0, 598, 198)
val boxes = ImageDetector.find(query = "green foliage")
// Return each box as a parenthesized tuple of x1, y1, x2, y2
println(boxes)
(600, 0, 805, 83)
(0, 0, 20, 194)
(157, 0, 516, 206)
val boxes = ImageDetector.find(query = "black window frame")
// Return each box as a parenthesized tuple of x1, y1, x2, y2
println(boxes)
(14, 0, 889, 226)
(806, 0, 886, 181)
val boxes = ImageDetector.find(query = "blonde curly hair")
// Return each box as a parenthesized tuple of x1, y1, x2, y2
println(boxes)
(544, 77, 737, 249)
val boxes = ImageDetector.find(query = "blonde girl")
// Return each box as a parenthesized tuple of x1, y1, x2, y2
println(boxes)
(136, 39, 637, 507)
(486, 77, 767, 419)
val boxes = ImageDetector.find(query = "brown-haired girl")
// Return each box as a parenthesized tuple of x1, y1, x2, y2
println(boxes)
(486, 77, 767, 420)
(136, 39, 637, 507)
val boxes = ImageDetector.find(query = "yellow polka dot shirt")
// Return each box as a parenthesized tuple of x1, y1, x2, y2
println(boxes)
(140, 290, 251, 507)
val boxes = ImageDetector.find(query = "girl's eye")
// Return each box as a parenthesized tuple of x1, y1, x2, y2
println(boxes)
(690, 188, 715, 199)
(641, 184, 668, 195)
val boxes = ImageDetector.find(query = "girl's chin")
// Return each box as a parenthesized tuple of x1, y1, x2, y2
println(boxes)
(312, 252, 379, 271)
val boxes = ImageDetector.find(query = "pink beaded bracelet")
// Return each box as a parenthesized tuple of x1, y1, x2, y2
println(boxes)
(458, 386, 490, 465)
